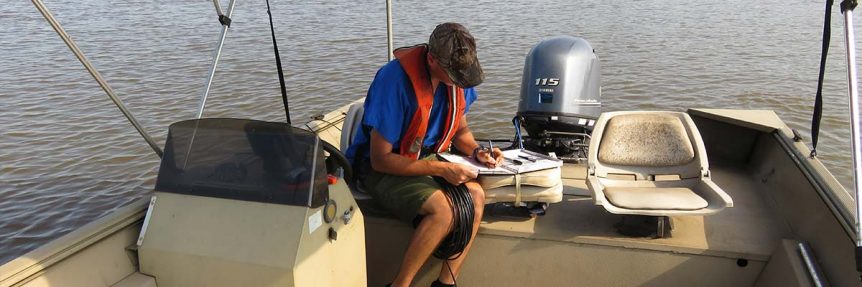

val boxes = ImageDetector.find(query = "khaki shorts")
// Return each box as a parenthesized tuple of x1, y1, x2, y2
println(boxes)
(359, 155, 442, 223)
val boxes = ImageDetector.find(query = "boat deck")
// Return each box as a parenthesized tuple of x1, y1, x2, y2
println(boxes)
(362, 161, 788, 286)
(321, 105, 817, 285)
(364, 162, 787, 261)
(479, 162, 788, 261)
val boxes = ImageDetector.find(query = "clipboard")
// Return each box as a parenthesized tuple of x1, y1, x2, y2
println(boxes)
(439, 149, 562, 175)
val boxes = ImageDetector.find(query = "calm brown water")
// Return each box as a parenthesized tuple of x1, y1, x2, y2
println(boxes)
(0, 0, 858, 264)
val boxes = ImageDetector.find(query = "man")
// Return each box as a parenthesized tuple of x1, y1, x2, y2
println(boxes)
(346, 23, 503, 287)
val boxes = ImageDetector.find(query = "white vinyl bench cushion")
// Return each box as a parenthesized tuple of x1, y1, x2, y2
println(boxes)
(478, 167, 561, 189)
(484, 182, 564, 204)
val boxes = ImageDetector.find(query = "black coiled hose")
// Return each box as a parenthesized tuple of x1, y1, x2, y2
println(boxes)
(431, 176, 475, 260)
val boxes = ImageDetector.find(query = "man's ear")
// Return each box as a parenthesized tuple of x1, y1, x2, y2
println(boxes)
(425, 52, 434, 66)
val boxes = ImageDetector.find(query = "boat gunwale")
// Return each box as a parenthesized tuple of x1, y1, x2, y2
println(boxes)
(689, 108, 857, 242)
(0, 198, 149, 287)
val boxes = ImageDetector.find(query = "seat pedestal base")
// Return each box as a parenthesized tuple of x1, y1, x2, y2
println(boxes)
(484, 202, 548, 219)
(614, 215, 673, 238)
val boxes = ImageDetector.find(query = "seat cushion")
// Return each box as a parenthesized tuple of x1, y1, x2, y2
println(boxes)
(484, 182, 564, 204)
(478, 167, 561, 189)
(340, 103, 365, 152)
(603, 187, 708, 210)
(598, 114, 695, 167)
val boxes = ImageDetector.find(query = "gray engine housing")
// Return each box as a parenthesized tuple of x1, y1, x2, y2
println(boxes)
(518, 36, 601, 134)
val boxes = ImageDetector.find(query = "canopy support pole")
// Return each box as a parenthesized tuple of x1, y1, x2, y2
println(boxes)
(838, 0, 862, 274)
(197, 0, 237, 118)
(386, 0, 394, 61)
(30, 0, 163, 158)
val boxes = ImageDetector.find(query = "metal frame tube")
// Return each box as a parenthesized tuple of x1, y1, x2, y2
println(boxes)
(212, 0, 224, 16)
(386, 0, 394, 61)
(798, 242, 825, 287)
(197, 0, 237, 118)
(843, 8, 862, 247)
(30, 0, 163, 158)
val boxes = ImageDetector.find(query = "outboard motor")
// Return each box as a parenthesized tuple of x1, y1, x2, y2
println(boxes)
(517, 36, 601, 162)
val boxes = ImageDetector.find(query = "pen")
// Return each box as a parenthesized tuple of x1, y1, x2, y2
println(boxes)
(487, 140, 498, 168)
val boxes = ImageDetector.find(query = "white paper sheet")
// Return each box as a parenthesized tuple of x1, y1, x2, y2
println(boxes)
(439, 149, 562, 175)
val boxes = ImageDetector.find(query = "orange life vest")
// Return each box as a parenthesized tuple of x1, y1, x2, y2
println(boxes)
(393, 45, 467, 160)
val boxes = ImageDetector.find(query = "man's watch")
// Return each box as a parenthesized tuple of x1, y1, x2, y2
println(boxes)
(471, 146, 483, 161)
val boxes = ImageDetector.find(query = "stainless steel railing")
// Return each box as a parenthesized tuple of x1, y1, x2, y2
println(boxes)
(30, 0, 163, 158)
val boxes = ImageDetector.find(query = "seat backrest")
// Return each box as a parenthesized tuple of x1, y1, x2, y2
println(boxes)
(340, 103, 365, 153)
(588, 111, 708, 180)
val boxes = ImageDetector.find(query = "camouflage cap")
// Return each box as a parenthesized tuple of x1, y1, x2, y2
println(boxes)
(428, 23, 484, 88)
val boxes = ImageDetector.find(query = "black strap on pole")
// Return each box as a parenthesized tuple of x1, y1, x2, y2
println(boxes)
(265, 0, 291, 124)
(811, 0, 835, 158)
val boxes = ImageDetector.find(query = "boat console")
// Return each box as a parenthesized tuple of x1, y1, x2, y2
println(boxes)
(137, 119, 365, 286)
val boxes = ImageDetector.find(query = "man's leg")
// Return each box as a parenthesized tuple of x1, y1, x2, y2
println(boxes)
(392, 190, 454, 287)
(437, 181, 485, 284)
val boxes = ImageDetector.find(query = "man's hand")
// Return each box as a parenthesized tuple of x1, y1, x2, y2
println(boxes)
(440, 162, 478, 185)
(476, 147, 504, 168)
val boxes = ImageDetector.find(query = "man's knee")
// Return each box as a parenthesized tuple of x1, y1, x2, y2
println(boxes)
(465, 182, 485, 216)
(420, 190, 455, 229)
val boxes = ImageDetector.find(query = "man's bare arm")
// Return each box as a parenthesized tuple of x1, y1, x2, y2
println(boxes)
(451, 117, 481, 156)
(451, 117, 504, 167)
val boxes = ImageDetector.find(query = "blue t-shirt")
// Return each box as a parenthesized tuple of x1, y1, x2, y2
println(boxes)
(346, 59, 478, 165)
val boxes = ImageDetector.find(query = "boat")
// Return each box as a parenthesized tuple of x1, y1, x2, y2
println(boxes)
(2, 0, 861, 286)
